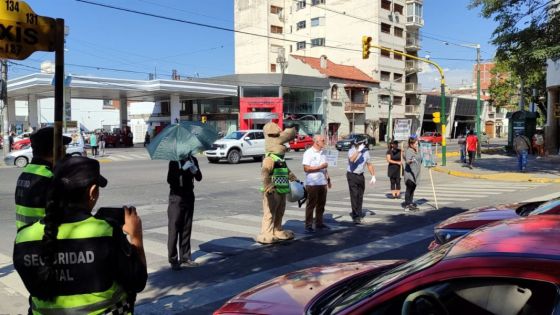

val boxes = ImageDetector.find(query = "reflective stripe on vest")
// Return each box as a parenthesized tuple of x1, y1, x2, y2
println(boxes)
(268, 153, 290, 195)
(15, 217, 129, 314)
(15, 164, 53, 229)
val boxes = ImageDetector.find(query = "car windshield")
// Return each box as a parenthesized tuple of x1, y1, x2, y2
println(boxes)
(316, 242, 451, 314)
(528, 199, 560, 216)
(223, 131, 245, 140)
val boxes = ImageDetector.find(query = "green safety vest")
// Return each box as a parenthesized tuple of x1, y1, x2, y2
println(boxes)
(261, 153, 290, 195)
(14, 217, 131, 315)
(15, 164, 53, 229)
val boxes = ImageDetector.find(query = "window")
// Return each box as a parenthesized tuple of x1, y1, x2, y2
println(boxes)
(381, 23, 391, 34)
(160, 101, 170, 114)
(311, 38, 325, 47)
(296, 20, 306, 30)
(394, 3, 404, 15)
(270, 64, 277, 72)
(311, 17, 324, 27)
(381, 0, 391, 10)
(255, 132, 265, 140)
(270, 25, 283, 34)
(380, 71, 391, 81)
(379, 95, 391, 105)
(312, 0, 325, 5)
(331, 85, 338, 100)
(393, 50, 404, 60)
(393, 96, 403, 105)
(394, 27, 404, 38)
(394, 73, 403, 82)
(270, 5, 282, 14)
(296, 41, 306, 50)
(296, 1, 306, 10)
(381, 49, 390, 58)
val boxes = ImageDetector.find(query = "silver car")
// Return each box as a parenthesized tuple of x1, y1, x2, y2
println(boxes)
(4, 133, 87, 167)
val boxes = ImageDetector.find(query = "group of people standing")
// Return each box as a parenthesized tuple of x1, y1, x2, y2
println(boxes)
(386, 137, 423, 212)
(457, 130, 479, 169)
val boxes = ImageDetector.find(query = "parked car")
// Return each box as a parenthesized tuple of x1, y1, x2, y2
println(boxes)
(12, 137, 31, 150)
(419, 131, 442, 144)
(428, 197, 560, 250)
(335, 134, 375, 151)
(216, 215, 560, 315)
(4, 132, 87, 167)
(204, 130, 265, 164)
(288, 134, 314, 152)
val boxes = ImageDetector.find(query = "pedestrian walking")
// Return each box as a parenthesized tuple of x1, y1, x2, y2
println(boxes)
(533, 130, 544, 158)
(14, 127, 71, 229)
(302, 134, 331, 233)
(465, 130, 478, 169)
(167, 153, 202, 270)
(144, 131, 151, 147)
(513, 132, 531, 172)
(8, 131, 14, 151)
(386, 140, 402, 199)
(90, 132, 98, 156)
(404, 136, 422, 212)
(98, 132, 106, 156)
(347, 139, 376, 224)
(13, 156, 147, 314)
(457, 133, 467, 163)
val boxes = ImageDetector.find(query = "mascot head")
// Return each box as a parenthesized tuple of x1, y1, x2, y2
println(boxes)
(264, 122, 296, 156)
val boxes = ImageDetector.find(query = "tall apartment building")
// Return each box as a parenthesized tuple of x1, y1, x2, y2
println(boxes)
(234, 0, 424, 136)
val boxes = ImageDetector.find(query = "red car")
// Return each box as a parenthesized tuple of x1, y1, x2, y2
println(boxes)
(428, 198, 560, 250)
(288, 135, 314, 152)
(215, 215, 560, 315)
(12, 137, 30, 150)
(419, 131, 442, 144)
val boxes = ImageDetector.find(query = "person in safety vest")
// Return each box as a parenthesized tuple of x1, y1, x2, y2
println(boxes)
(13, 156, 147, 314)
(14, 127, 71, 229)
(256, 122, 299, 244)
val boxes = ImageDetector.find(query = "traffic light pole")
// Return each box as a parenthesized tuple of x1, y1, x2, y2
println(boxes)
(362, 41, 447, 165)
(475, 45, 481, 158)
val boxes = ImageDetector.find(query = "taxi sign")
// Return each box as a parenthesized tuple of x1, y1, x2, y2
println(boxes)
(0, 0, 56, 60)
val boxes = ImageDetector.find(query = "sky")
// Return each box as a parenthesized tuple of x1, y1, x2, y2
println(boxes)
(10, 0, 499, 91)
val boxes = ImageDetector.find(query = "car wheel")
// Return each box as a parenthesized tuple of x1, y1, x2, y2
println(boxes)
(14, 156, 28, 168)
(207, 157, 220, 163)
(227, 149, 241, 164)
(253, 155, 264, 162)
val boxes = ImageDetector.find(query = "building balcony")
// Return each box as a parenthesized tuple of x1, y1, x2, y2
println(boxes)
(405, 37, 421, 51)
(406, 0, 423, 4)
(406, 15, 424, 28)
(344, 102, 366, 113)
(405, 82, 421, 93)
(405, 105, 420, 115)
(405, 60, 422, 73)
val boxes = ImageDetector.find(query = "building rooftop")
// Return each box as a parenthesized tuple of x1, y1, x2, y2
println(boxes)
(292, 55, 379, 84)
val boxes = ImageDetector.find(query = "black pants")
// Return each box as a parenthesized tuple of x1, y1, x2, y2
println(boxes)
(405, 179, 417, 206)
(468, 150, 475, 165)
(167, 192, 195, 264)
(91, 145, 98, 156)
(390, 177, 401, 190)
(346, 172, 365, 219)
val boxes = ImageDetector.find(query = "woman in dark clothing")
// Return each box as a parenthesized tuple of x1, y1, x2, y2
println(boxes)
(386, 140, 402, 199)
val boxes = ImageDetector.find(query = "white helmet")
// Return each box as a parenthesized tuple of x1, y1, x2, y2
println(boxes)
(287, 181, 306, 202)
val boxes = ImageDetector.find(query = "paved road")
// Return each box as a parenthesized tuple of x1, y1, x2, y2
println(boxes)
(0, 142, 556, 314)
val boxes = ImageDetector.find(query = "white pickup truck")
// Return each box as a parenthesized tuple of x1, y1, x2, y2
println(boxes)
(204, 130, 265, 164)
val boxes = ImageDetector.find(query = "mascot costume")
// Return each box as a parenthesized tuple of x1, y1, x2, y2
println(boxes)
(257, 122, 298, 244)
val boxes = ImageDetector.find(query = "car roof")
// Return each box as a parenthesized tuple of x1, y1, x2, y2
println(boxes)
(446, 215, 560, 259)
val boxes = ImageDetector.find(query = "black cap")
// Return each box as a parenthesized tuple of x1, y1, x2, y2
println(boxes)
(55, 156, 108, 189)
(30, 127, 72, 153)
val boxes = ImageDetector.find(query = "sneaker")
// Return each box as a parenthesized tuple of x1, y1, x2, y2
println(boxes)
(181, 260, 199, 267)
(412, 203, 418, 208)
(305, 227, 315, 233)
(352, 217, 362, 224)
(170, 263, 181, 271)
(316, 224, 331, 230)
(404, 205, 419, 212)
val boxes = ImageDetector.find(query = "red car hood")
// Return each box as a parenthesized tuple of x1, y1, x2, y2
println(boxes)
(215, 260, 402, 315)
(437, 208, 520, 230)
(464, 203, 522, 213)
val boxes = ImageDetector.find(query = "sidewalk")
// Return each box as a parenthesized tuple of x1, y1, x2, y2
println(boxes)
(433, 151, 560, 183)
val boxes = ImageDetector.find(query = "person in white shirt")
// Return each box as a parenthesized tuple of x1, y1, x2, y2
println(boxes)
(302, 134, 331, 233)
(347, 139, 376, 224)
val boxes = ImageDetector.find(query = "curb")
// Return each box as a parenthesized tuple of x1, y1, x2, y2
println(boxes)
(432, 166, 560, 183)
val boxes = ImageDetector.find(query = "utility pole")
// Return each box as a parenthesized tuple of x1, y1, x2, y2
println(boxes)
(1, 60, 8, 158)
(475, 44, 482, 158)
(386, 84, 394, 145)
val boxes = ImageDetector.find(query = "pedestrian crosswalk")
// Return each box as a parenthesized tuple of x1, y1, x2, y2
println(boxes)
(96, 152, 150, 162)
(136, 179, 541, 273)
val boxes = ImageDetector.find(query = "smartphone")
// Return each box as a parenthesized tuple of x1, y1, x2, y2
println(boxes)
(95, 207, 125, 226)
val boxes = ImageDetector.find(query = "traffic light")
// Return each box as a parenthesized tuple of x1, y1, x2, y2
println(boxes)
(201, 115, 207, 123)
(432, 112, 441, 123)
(362, 36, 372, 59)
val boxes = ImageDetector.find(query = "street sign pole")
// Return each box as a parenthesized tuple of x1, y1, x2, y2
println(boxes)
(53, 18, 64, 164)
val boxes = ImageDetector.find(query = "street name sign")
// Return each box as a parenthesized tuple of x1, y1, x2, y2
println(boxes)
(0, 0, 56, 60)
(393, 119, 412, 141)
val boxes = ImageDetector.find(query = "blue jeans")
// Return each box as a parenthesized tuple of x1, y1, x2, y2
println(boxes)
(518, 150, 528, 171)
(459, 145, 466, 163)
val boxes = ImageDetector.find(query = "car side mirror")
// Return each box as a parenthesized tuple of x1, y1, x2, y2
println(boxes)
(244, 136, 251, 141)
